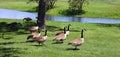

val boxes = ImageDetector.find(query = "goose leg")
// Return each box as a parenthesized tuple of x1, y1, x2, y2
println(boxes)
(61, 40, 64, 43)
(38, 42, 41, 46)
(74, 46, 78, 50)
(42, 43, 47, 46)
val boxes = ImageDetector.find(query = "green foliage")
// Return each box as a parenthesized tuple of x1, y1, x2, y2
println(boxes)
(46, 0, 57, 10)
(28, 0, 57, 11)
(68, 0, 88, 14)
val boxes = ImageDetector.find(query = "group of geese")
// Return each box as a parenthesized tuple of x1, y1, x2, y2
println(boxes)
(26, 24, 86, 50)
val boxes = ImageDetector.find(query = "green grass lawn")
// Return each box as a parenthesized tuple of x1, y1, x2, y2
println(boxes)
(0, 19, 120, 57)
(0, 0, 120, 19)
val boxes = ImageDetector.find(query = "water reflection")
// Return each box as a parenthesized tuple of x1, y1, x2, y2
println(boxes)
(46, 15, 120, 24)
(0, 8, 120, 24)
(0, 8, 37, 19)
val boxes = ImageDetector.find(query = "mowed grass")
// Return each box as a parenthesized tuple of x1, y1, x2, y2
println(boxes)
(0, 0, 37, 12)
(0, 0, 120, 19)
(0, 19, 120, 57)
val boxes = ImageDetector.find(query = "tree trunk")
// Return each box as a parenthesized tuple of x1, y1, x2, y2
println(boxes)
(79, 0, 85, 13)
(37, 0, 46, 29)
(78, 3, 83, 13)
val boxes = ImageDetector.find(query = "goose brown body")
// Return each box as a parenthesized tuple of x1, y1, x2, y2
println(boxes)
(55, 24, 71, 36)
(23, 17, 32, 21)
(54, 33, 67, 41)
(53, 27, 67, 42)
(68, 38, 84, 46)
(27, 32, 41, 40)
(33, 30, 48, 45)
(33, 36, 48, 43)
(68, 29, 86, 49)
(27, 26, 39, 33)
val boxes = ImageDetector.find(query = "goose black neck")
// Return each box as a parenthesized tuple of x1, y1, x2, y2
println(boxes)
(64, 27, 66, 34)
(38, 26, 40, 33)
(67, 25, 70, 31)
(38, 30, 40, 33)
(81, 29, 84, 38)
(44, 30, 47, 36)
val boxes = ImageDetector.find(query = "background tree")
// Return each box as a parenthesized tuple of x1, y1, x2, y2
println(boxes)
(37, 0, 46, 29)
(68, 0, 88, 14)
(28, 0, 57, 11)
(46, 0, 57, 10)
(27, 0, 57, 29)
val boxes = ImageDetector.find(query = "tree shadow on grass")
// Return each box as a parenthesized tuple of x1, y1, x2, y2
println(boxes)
(70, 29, 81, 32)
(0, 41, 26, 45)
(0, 47, 25, 57)
(0, 21, 37, 36)
(0, 33, 14, 40)
(47, 25, 81, 32)
(47, 25, 63, 32)
(0, 42, 15, 45)
(15, 31, 30, 35)
(96, 23, 120, 29)
(26, 40, 35, 43)
(0, 22, 23, 38)
(66, 48, 80, 51)
(31, 45, 43, 47)
(52, 41, 64, 44)
(30, 44, 48, 47)
(1, 36, 14, 40)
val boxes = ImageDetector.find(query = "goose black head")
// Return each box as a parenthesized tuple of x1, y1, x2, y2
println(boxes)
(64, 26, 67, 34)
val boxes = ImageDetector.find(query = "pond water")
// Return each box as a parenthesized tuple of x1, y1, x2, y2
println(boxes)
(0, 8, 120, 24)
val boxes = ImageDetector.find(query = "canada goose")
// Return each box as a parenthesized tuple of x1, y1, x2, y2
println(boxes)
(7, 22, 22, 27)
(33, 30, 48, 45)
(7, 22, 22, 31)
(53, 26, 67, 43)
(68, 29, 86, 50)
(27, 31, 41, 40)
(23, 17, 32, 22)
(66, 24, 71, 36)
(27, 26, 39, 33)
(55, 24, 71, 36)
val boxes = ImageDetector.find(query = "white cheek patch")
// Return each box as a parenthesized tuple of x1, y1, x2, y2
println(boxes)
(66, 31, 69, 35)
(39, 33, 41, 36)
(44, 36, 48, 40)
(81, 38, 84, 43)
(63, 34, 67, 39)
(35, 27, 39, 29)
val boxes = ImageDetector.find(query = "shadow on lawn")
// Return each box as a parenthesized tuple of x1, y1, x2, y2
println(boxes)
(66, 48, 80, 51)
(0, 47, 25, 57)
(0, 22, 22, 39)
(0, 21, 37, 38)
(47, 25, 63, 32)
(1, 36, 14, 40)
(96, 23, 120, 28)
(52, 42, 64, 44)
(47, 25, 81, 32)
(0, 42, 15, 45)
(0, 42, 26, 45)
(30, 45, 45, 47)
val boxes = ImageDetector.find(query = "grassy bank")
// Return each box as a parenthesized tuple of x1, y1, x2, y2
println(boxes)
(0, 18, 120, 57)
(47, 0, 120, 19)
(0, 0, 37, 12)
(0, 0, 120, 19)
